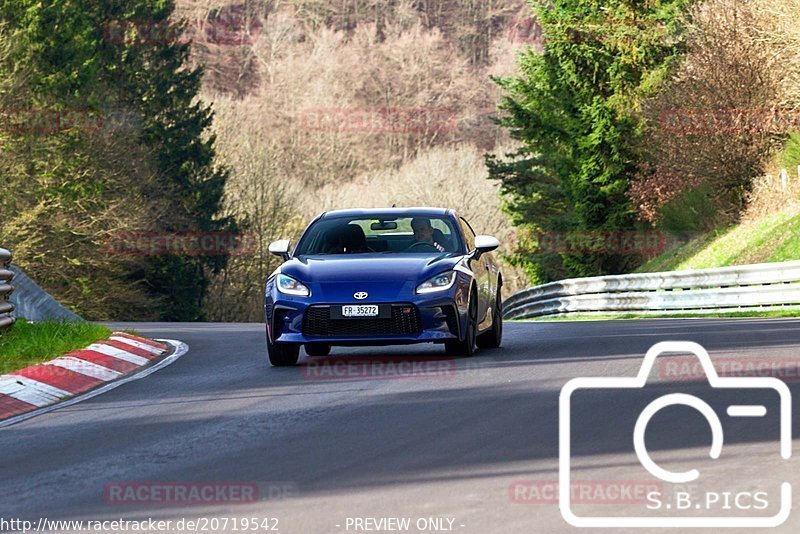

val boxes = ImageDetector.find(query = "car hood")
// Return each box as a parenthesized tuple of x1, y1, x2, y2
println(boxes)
(279, 253, 463, 302)
(282, 253, 461, 282)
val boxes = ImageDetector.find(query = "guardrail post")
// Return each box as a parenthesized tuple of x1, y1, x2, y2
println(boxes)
(0, 248, 14, 332)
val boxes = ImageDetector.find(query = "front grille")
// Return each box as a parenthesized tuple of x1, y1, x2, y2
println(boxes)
(303, 305, 422, 338)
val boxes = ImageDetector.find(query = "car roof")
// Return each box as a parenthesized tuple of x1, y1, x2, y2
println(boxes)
(321, 207, 452, 219)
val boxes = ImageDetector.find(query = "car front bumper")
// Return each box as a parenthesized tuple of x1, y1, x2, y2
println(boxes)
(266, 294, 463, 346)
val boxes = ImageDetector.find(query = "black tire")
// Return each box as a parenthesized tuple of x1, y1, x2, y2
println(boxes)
(477, 287, 503, 349)
(445, 290, 478, 357)
(266, 326, 300, 366)
(305, 343, 331, 357)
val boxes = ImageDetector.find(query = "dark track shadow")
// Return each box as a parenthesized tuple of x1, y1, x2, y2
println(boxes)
(2, 319, 800, 521)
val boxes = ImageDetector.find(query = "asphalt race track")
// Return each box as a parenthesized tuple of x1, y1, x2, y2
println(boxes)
(2, 319, 800, 533)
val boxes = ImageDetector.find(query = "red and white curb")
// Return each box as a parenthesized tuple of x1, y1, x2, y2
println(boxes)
(0, 332, 188, 427)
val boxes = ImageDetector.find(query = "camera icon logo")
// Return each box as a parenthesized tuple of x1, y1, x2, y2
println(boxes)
(559, 341, 792, 528)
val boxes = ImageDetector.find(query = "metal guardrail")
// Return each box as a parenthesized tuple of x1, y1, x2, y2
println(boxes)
(504, 260, 800, 319)
(0, 248, 14, 331)
(9, 265, 83, 322)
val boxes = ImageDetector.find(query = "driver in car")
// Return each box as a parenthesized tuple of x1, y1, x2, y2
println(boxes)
(410, 218, 446, 253)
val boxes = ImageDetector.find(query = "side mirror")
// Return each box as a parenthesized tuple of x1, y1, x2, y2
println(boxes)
(472, 235, 500, 259)
(269, 240, 292, 261)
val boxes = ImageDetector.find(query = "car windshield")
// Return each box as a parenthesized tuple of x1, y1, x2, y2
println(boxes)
(295, 215, 462, 255)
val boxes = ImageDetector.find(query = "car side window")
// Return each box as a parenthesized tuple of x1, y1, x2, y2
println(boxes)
(459, 217, 476, 251)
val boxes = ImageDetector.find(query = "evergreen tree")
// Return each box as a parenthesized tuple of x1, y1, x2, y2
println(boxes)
(488, 0, 690, 281)
(0, 0, 233, 320)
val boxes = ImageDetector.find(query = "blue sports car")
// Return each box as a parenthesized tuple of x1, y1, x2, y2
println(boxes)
(264, 208, 504, 366)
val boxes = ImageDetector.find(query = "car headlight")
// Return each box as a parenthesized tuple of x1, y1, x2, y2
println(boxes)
(276, 274, 310, 297)
(416, 271, 457, 294)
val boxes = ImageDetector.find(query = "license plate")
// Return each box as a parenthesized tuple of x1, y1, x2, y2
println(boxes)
(342, 305, 379, 318)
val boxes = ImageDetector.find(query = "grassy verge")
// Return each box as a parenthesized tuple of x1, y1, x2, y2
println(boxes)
(0, 320, 112, 374)
(516, 309, 800, 322)
(638, 208, 800, 273)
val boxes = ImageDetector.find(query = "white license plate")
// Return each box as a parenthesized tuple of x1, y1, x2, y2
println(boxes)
(342, 305, 379, 318)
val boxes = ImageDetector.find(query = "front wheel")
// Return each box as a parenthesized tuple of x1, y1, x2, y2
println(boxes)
(267, 327, 300, 367)
(445, 291, 477, 357)
(477, 288, 503, 349)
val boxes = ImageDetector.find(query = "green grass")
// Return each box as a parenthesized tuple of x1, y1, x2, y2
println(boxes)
(518, 309, 800, 322)
(524, 206, 800, 324)
(638, 209, 800, 273)
(0, 320, 112, 374)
